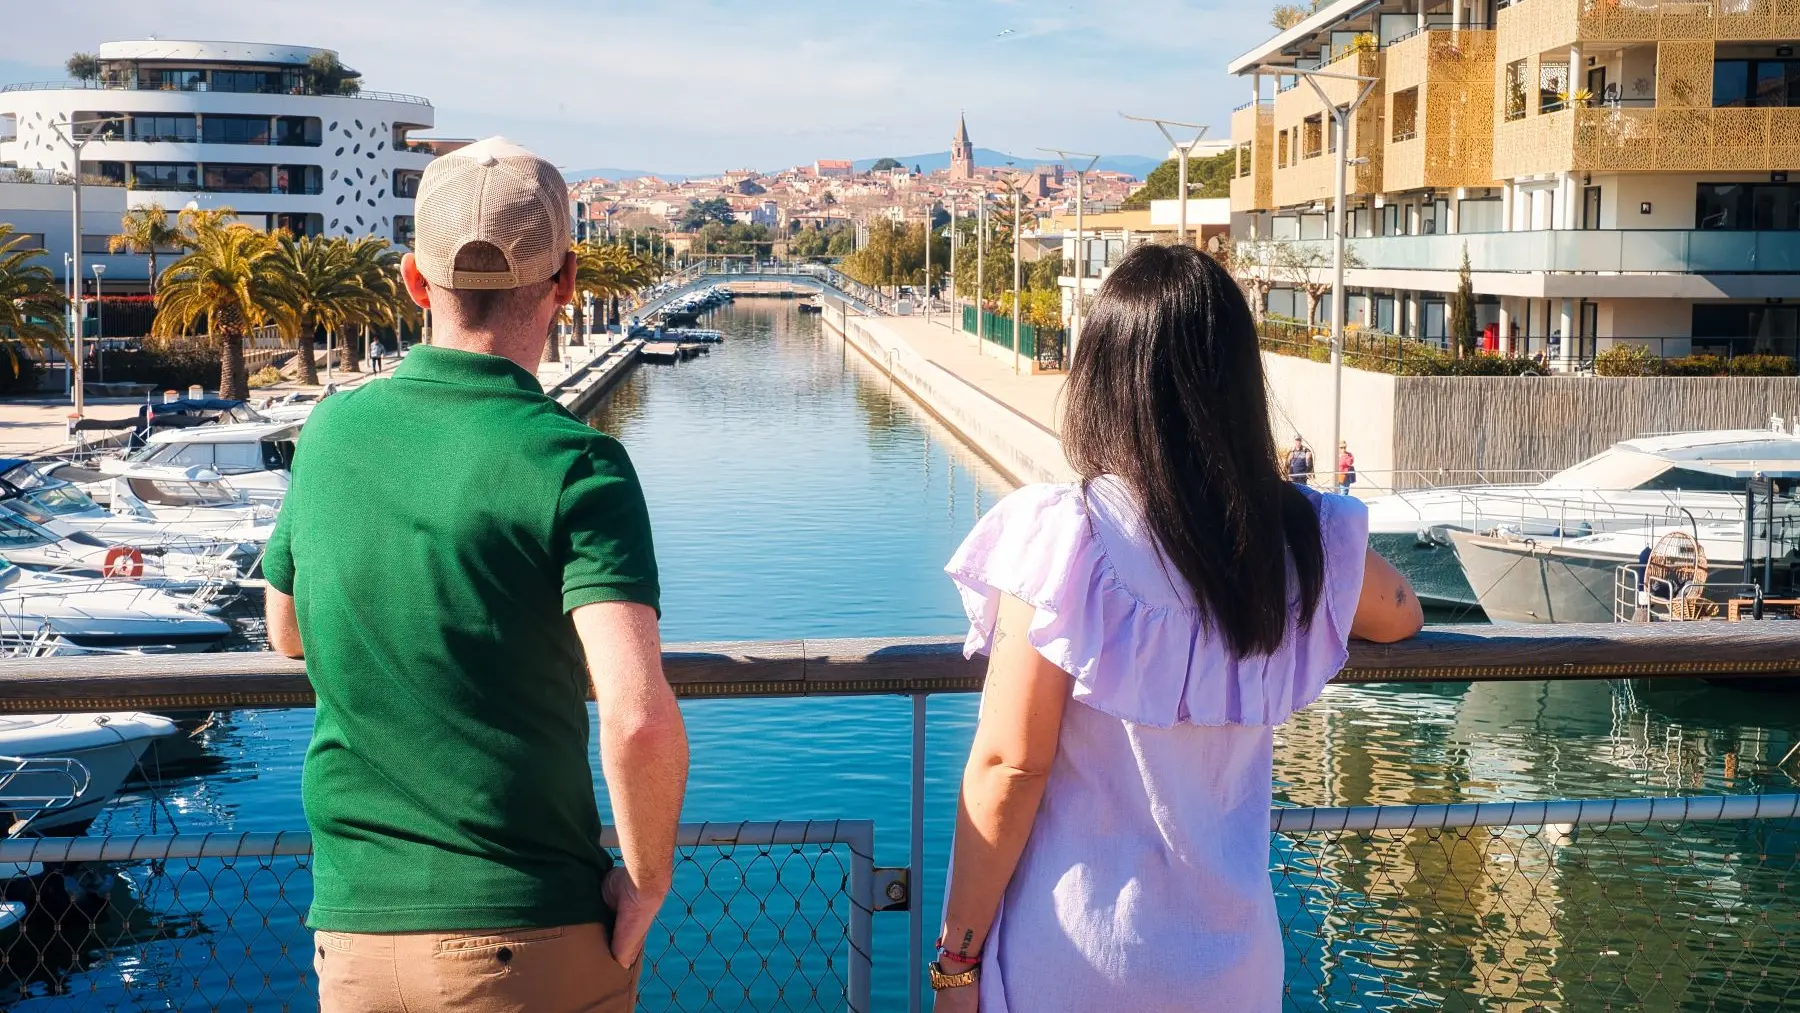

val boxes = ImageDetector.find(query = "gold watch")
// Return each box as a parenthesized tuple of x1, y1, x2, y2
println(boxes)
(928, 960, 981, 990)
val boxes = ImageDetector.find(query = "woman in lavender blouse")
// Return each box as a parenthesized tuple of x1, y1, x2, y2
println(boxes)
(929, 245, 1423, 1012)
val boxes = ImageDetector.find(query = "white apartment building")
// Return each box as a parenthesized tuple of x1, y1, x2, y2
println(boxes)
(0, 40, 438, 293)
(1227, 0, 1800, 365)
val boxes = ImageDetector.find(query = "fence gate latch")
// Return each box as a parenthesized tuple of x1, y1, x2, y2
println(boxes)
(873, 867, 909, 912)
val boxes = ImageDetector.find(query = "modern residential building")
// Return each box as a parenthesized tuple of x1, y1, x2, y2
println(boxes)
(1226, 0, 1800, 365)
(0, 39, 439, 292)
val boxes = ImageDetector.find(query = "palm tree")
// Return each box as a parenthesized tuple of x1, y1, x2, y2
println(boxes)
(108, 204, 181, 294)
(339, 236, 406, 373)
(266, 234, 360, 385)
(0, 225, 69, 373)
(153, 221, 284, 399)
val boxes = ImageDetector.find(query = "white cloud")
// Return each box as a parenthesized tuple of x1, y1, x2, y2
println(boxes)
(0, 0, 1278, 172)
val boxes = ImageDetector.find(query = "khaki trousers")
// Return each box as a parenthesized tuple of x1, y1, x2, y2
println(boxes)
(315, 922, 640, 1013)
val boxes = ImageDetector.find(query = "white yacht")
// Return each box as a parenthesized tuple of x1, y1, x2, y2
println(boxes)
(0, 561, 233, 655)
(0, 716, 177, 834)
(1365, 427, 1800, 609)
(55, 462, 278, 546)
(100, 419, 299, 507)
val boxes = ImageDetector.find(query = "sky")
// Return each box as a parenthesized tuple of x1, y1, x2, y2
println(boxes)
(0, 0, 1277, 176)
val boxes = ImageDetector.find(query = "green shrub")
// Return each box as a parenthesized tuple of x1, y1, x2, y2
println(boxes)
(1593, 343, 1662, 377)
(247, 365, 285, 389)
(1448, 352, 1540, 376)
(1728, 354, 1795, 377)
(101, 339, 219, 391)
(1662, 354, 1727, 377)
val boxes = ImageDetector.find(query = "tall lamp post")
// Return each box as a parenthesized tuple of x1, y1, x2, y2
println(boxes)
(975, 194, 987, 350)
(1120, 113, 1209, 245)
(1039, 148, 1100, 367)
(91, 264, 105, 385)
(1011, 185, 1023, 375)
(1262, 65, 1378, 481)
(47, 115, 127, 417)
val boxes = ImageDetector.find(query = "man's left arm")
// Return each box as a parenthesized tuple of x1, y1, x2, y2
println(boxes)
(263, 500, 303, 659)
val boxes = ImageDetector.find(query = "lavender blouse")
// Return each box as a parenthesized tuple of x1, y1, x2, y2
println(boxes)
(946, 476, 1369, 1012)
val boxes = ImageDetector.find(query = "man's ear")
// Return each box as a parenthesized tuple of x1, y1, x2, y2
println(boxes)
(401, 253, 433, 310)
(552, 250, 579, 305)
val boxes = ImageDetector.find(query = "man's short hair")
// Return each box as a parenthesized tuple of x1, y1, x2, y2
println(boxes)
(435, 242, 556, 328)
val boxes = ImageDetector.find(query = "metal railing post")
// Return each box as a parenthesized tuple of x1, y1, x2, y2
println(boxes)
(848, 821, 875, 1013)
(909, 692, 927, 1013)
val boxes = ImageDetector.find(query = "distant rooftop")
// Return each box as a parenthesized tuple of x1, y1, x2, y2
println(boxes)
(97, 40, 340, 69)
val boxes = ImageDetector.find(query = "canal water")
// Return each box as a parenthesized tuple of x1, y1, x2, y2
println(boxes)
(50, 300, 1800, 1011)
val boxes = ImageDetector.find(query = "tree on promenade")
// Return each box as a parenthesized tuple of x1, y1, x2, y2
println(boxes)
(0, 224, 68, 370)
(267, 233, 355, 385)
(1122, 151, 1236, 209)
(153, 219, 284, 399)
(109, 204, 181, 294)
(1449, 245, 1476, 358)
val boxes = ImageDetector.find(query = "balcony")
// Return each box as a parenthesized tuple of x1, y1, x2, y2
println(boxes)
(1229, 102, 1275, 212)
(1499, 0, 1800, 54)
(0, 80, 432, 106)
(1497, 104, 1800, 176)
(1382, 28, 1499, 192)
(1270, 227, 1800, 273)
(1269, 49, 1385, 208)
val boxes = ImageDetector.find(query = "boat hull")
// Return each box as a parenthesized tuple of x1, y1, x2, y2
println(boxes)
(1371, 530, 1478, 610)
(1449, 531, 1634, 624)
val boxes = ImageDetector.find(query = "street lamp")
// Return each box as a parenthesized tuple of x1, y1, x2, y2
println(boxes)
(1260, 64, 1379, 480)
(1120, 113, 1209, 245)
(1039, 148, 1100, 367)
(91, 264, 105, 385)
(47, 114, 127, 417)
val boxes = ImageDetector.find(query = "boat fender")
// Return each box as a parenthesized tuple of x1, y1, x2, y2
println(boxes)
(103, 546, 145, 579)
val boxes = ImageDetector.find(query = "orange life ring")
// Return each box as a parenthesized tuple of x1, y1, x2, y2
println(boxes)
(103, 546, 145, 579)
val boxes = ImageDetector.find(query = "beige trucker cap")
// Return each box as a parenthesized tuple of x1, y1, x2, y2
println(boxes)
(412, 137, 571, 290)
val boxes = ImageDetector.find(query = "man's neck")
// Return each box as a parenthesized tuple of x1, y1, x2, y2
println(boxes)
(433, 332, 546, 375)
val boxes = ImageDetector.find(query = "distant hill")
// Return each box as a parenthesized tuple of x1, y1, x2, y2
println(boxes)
(853, 148, 1161, 180)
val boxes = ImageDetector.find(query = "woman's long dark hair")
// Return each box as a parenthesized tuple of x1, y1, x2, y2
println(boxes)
(1063, 243, 1324, 656)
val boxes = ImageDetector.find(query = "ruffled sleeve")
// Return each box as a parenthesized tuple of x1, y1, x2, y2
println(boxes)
(945, 483, 1370, 729)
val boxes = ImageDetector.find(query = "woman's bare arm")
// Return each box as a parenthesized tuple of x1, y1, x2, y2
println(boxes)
(937, 593, 1073, 975)
(1351, 547, 1424, 643)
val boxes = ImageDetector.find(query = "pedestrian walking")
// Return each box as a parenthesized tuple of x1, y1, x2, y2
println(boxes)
(1286, 435, 1314, 485)
(1336, 441, 1356, 496)
(929, 244, 1421, 1012)
(367, 339, 385, 374)
(264, 137, 687, 1013)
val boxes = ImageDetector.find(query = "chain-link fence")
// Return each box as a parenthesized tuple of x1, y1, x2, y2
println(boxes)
(1274, 794, 1800, 1012)
(0, 821, 874, 1013)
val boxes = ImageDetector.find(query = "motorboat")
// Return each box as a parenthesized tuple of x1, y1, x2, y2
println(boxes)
(62, 463, 278, 546)
(0, 561, 234, 655)
(98, 418, 298, 507)
(0, 717, 177, 834)
(1366, 426, 1800, 609)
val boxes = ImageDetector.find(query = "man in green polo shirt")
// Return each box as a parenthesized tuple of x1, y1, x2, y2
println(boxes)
(264, 136, 688, 1013)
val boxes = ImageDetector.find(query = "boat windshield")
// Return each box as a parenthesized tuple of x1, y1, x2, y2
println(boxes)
(1539, 450, 1674, 491)
(0, 511, 56, 550)
(125, 478, 243, 508)
(3, 464, 101, 516)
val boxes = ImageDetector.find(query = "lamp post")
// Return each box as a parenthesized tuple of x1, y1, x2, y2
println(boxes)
(944, 198, 957, 332)
(1012, 186, 1023, 375)
(1120, 113, 1209, 245)
(975, 194, 987, 349)
(62, 253, 73, 396)
(91, 264, 105, 385)
(1263, 65, 1378, 483)
(47, 115, 127, 417)
(1039, 148, 1100, 367)
(922, 205, 932, 326)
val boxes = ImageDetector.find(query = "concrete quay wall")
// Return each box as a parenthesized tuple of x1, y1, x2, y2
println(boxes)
(822, 304, 1074, 487)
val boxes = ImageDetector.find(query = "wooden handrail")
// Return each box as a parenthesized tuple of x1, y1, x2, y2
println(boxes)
(0, 623, 1795, 714)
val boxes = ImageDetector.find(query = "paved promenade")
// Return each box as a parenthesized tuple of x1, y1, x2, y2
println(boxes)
(876, 311, 1065, 434)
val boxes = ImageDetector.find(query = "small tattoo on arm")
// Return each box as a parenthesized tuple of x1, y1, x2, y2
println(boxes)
(958, 930, 975, 959)
(992, 626, 1008, 649)
(1396, 586, 1409, 608)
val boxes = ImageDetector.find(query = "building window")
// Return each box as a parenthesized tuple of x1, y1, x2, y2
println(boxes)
(131, 114, 198, 143)
(210, 70, 288, 95)
(273, 116, 322, 147)
(1697, 182, 1800, 230)
(1277, 130, 1291, 166)
(9, 233, 45, 251)
(79, 160, 126, 186)
(202, 115, 272, 146)
(132, 163, 199, 190)
(1714, 57, 1800, 107)
(140, 68, 205, 91)
(274, 164, 322, 195)
(394, 169, 424, 198)
(1303, 115, 1324, 158)
(394, 215, 416, 247)
(203, 163, 272, 193)
(1505, 60, 1528, 120)
(81, 234, 115, 254)
(272, 213, 324, 237)
(73, 111, 126, 139)
(1392, 87, 1419, 141)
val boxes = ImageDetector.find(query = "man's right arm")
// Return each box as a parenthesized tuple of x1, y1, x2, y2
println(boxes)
(573, 600, 688, 967)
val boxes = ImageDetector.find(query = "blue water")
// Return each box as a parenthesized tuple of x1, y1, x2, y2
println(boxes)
(45, 301, 1800, 1012)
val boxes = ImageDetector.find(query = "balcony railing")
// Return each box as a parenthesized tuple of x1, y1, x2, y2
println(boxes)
(1269, 229, 1800, 274)
(0, 80, 432, 105)
(3, 627, 1800, 1013)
